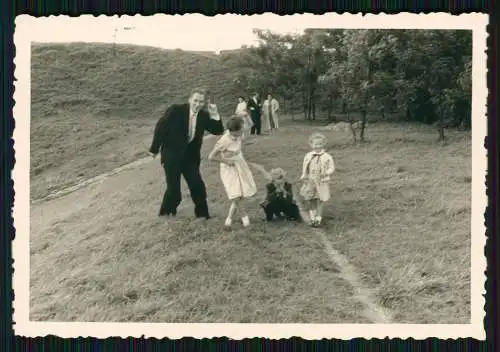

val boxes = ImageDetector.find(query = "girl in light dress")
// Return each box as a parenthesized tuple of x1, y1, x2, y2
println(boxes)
(299, 132, 335, 227)
(234, 96, 248, 116)
(237, 110, 254, 140)
(208, 116, 257, 229)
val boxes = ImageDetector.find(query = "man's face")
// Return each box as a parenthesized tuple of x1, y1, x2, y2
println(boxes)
(189, 92, 205, 113)
(238, 97, 244, 103)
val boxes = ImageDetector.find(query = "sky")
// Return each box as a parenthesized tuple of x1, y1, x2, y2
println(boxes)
(23, 14, 308, 52)
(20, 13, 484, 53)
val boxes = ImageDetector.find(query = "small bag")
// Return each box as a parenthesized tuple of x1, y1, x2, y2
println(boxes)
(300, 179, 317, 200)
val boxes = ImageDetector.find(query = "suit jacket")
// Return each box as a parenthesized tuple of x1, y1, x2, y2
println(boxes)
(149, 103, 224, 165)
(247, 96, 261, 116)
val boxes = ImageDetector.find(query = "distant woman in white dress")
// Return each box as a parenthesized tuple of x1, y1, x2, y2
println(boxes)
(262, 93, 280, 134)
(208, 116, 257, 229)
(235, 96, 248, 116)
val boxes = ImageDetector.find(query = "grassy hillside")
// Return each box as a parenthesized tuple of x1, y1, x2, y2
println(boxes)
(30, 43, 241, 199)
(30, 124, 471, 323)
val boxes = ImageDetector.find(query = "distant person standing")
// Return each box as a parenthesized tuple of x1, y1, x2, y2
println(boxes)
(247, 92, 262, 135)
(234, 96, 247, 116)
(262, 93, 280, 134)
(149, 87, 224, 219)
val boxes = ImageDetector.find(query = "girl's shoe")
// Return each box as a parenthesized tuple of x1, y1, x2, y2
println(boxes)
(316, 216, 323, 227)
(311, 219, 321, 228)
(224, 217, 232, 230)
(242, 215, 250, 228)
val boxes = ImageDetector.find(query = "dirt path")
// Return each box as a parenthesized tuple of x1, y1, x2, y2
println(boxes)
(289, 184, 393, 324)
(30, 132, 393, 324)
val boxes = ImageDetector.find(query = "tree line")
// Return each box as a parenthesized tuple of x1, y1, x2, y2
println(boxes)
(220, 28, 472, 141)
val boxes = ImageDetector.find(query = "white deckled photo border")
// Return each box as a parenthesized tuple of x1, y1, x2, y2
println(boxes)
(12, 12, 488, 340)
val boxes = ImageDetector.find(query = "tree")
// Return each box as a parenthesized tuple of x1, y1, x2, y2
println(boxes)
(221, 28, 472, 135)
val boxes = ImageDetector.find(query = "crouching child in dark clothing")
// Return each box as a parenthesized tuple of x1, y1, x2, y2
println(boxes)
(259, 168, 302, 222)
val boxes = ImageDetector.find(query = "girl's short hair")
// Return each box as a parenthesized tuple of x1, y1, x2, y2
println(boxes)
(308, 132, 327, 146)
(226, 116, 244, 132)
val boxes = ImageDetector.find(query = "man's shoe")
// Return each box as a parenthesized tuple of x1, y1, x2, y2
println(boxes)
(160, 209, 177, 217)
(196, 213, 211, 220)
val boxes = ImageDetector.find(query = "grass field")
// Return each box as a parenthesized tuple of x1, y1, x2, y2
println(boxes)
(30, 42, 471, 324)
(30, 120, 471, 323)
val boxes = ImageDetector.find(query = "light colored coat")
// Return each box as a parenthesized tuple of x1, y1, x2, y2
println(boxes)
(300, 150, 335, 202)
(262, 98, 280, 131)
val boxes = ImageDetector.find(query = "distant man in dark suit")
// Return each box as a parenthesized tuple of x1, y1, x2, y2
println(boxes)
(247, 92, 262, 135)
(149, 88, 224, 219)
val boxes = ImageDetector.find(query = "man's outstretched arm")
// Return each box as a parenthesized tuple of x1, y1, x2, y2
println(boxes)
(205, 104, 224, 135)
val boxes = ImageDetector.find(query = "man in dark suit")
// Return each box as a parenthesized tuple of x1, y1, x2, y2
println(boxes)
(149, 88, 224, 219)
(247, 92, 262, 135)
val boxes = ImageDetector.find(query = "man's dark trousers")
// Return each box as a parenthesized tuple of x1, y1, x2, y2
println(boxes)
(250, 111, 261, 135)
(160, 152, 209, 218)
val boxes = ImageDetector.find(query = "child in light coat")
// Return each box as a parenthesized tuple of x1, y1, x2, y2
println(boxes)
(299, 132, 335, 227)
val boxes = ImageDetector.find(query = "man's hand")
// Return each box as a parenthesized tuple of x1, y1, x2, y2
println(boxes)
(207, 103, 220, 120)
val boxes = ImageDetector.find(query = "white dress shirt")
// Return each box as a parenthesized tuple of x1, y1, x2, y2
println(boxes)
(188, 110, 198, 142)
(189, 107, 221, 142)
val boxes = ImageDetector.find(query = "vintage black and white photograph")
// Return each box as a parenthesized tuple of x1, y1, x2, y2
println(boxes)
(13, 13, 487, 339)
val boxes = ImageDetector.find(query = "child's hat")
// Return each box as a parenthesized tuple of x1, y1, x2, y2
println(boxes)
(270, 167, 286, 180)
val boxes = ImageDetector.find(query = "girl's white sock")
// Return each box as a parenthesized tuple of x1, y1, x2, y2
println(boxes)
(309, 210, 317, 220)
(224, 217, 232, 226)
(241, 215, 250, 227)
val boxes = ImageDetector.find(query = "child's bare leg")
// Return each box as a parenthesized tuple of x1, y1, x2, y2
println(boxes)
(237, 198, 250, 227)
(316, 201, 324, 223)
(225, 200, 238, 226)
(308, 199, 318, 222)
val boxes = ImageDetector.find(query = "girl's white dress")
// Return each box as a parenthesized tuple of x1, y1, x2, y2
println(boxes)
(300, 150, 335, 202)
(212, 131, 257, 200)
